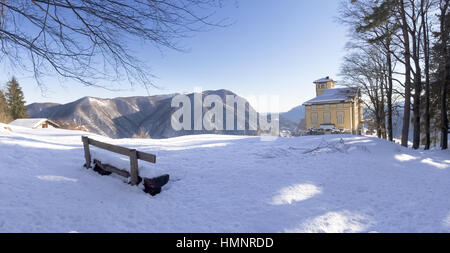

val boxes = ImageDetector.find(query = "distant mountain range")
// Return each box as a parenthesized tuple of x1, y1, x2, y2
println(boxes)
(25, 89, 417, 140)
(280, 105, 305, 124)
(27, 89, 301, 139)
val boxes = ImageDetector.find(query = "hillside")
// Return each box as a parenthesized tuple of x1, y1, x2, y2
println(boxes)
(1, 124, 450, 232)
(26, 102, 61, 114)
(27, 90, 266, 139)
(27, 90, 299, 139)
(280, 105, 306, 124)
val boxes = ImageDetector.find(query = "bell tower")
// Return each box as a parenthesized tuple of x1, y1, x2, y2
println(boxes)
(314, 76, 336, 96)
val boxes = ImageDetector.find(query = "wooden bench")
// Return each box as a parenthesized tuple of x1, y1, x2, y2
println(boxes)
(81, 136, 156, 186)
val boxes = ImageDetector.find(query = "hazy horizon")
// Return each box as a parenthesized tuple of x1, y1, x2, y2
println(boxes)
(25, 88, 307, 114)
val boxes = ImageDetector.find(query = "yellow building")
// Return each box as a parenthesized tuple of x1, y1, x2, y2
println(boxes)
(303, 77, 363, 134)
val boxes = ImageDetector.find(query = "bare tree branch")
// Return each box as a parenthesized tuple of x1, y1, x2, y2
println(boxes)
(0, 0, 227, 90)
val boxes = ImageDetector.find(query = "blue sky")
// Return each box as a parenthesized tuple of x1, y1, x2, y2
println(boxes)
(1, 0, 348, 112)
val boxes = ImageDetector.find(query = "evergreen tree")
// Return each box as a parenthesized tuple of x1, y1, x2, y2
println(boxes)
(5, 77, 27, 120)
(0, 90, 12, 123)
(431, 1, 449, 150)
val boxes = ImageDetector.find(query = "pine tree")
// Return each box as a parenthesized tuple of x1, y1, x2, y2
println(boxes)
(5, 77, 27, 120)
(0, 90, 12, 123)
(431, 1, 449, 150)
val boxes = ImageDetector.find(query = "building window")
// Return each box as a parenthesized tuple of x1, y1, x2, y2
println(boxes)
(324, 105, 330, 110)
(337, 112, 344, 124)
(323, 112, 331, 123)
(311, 113, 318, 124)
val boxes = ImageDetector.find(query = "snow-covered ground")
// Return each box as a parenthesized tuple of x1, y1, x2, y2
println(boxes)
(1, 123, 449, 233)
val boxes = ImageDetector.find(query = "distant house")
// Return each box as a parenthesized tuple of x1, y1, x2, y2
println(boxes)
(303, 77, 363, 134)
(9, 118, 60, 129)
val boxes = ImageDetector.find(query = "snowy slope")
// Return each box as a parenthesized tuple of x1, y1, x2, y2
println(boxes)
(26, 90, 261, 139)
(1, 124, 450, 233)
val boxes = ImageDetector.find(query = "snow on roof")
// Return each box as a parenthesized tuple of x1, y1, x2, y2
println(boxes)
(314, 77, 335, 83)
(303, 87, 359, 105)
(9, 118, 58, 128)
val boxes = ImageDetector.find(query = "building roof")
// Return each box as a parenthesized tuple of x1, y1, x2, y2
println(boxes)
(303, 87, 359, 105)
(314, 77, 335, 83)
(9, 118, 60, 128)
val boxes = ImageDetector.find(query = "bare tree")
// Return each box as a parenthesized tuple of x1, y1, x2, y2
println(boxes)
(338, 0, 401, 141)
(340, 45, 388, 139)
(0, 0, 226, 89)
(395, 0, 413, 147)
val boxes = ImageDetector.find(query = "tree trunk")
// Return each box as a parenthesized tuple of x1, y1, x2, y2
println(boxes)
(422, 1, 431, 150)
(440, 1, 449, 150)
(386, 44, 394, 142)
(380, 77, 387, 139)
(376, 110, 383, 139)
(400, 0, 412, 148)
(412, 33, 422, 150)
